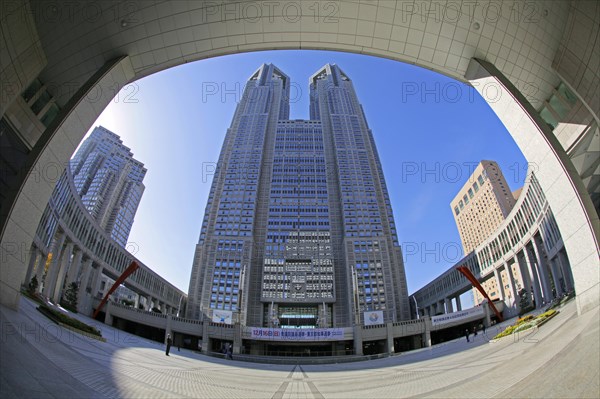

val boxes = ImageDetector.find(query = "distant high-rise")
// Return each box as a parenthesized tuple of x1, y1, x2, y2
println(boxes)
(70, 126, 146, 247)
(451, 160, 516, 254)
(187, 64, 410, 331)
(451, 160, 522, 305)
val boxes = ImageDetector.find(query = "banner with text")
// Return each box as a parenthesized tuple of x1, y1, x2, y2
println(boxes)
(249, 327, 344, 341)
(431, 306, 485, 327)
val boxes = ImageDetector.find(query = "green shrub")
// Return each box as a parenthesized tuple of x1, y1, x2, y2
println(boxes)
(38, 305, 102, 337)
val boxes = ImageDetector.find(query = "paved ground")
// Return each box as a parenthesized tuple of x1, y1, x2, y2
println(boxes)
(1, 296, 598, 398)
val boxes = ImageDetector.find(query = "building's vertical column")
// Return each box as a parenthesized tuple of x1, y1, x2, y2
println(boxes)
(24, 245, 41, 286)
(89, 265, 104, 300)
(104, 300, 113, 325)
(494, 268, 505, 301)
(455, 295, 462, 311)
(517, 250, 541, 310)
(422, 317, 432, 348)
(33, 251, 48, 293)
(353, 325, 363, 355)
(483, 302, 491, 327)
(201, 318, 210, 353)
(532, 236, 554, 302)
(557, 249, 575, 292)
(549, 258, 565, 297)
(42, 231, 66, 297)
(523, 243, 544, 308)
(318, 303, 328, 327)
(65, 247, 83, 286)
(504, 262, 518, 314)
(76, 258, 93, 313)
(444, 297, 453, 313)
(515, 253, 529, 296)
(386, 322, 395, 354)
(233, 324, 242, 355)
(51, 242, 74, 303)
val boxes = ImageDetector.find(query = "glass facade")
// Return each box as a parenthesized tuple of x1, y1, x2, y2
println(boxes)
(187, 64, 410, 327)
(69, 126, 146, 247)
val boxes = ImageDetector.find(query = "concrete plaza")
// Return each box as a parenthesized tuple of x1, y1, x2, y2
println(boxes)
(1, 297, 598, 398)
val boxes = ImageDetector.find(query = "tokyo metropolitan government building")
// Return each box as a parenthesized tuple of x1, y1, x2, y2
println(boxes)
(187, 64, 410, 334)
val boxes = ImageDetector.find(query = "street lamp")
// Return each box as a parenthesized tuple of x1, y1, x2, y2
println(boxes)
(177, 294, 184, 318)
(412, 296, 420, 319)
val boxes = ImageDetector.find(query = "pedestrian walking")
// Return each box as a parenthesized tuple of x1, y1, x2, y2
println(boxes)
(464, 329, 470, 342)
(473, 326, 478, 340)
(166, 334, 172, 356)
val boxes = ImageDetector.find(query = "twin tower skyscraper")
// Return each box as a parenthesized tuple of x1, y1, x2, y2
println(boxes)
(187, 64, 409, 328)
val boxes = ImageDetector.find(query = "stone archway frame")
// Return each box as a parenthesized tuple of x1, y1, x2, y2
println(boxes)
(0, 1, 597, 315)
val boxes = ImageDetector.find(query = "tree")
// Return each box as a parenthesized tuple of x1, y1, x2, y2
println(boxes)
(28, 275, 39, 294)
(518, 288, 533, 316)
(63, 282, 79, 312)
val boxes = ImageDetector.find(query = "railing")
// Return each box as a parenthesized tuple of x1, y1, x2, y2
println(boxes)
(393, 319, 424, 326)
(173, 316, 202, 325)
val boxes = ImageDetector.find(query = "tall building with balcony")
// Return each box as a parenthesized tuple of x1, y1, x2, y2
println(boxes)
(70, 126, 147, 247)
(187, 64, 410, 332)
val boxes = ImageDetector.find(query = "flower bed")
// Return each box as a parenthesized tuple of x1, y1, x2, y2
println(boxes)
(493, 309, 558, 340)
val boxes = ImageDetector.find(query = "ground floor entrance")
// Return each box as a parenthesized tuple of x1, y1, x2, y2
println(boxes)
(242, 340, 353, 356)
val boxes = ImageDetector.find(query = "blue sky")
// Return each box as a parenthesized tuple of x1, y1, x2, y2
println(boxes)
(87, 50, 527, 304)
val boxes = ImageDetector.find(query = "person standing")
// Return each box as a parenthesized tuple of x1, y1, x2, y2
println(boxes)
(166, 334, 172, 356)
(226, 343, 233, 360)
(464, 329, 470, 342)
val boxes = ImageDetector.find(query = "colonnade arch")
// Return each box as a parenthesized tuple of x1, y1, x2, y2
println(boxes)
(1, 1, 597, 315)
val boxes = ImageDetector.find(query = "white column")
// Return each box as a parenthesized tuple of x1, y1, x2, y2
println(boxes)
(52, 242, 73, 303)
(557, 249, 575, 292)
(549, 257, 565, 297)
(532, 236, 554, 302)
(455, 295, 462, 311)
(66, 247, 83, 286)
(89, 265, 103, 299)
(24, 246, 41, 286)
(33, 251, 47, 293)
(42, 232, 66, 298)
(445, 297, 453, 313)
(504, 262, 518, 312)
(523, 245, 543, 308)
(494, 268, 505, 301)
(77, 258, 94, 314)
